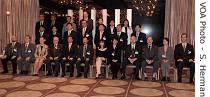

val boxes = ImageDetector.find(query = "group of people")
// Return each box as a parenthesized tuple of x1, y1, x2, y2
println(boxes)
(0, 11, 195, 83)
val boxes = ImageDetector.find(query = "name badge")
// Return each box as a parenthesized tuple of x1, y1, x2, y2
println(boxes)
(87, 52, 90, 55)
(120, 39, 123, 41)
(162, 55, 166, 58)
(135, 51, 139, 54)
(86, 34, 89, 37)
(13, 49, 17, 52)
(140, 40, 143, 42)
(103, 37, 106, 40)
(112, 53, 115, 56)
(28, 50, 32, 53)
(188, 50, 191, 54)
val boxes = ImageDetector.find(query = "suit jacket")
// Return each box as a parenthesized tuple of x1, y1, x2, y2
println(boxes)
(62, 22, 77, 35)
(131, 32, 147, 46)
(107, 26, 117, 40)
(47, 44, 63, 60)
(108, 44, 121, 63)
(142, 44, 158, 61)
(126, 43, 142, 62)
(62, 43, 78, 60)
(35, 20, 49, 34)
(18, 43, 36, 59)
(78, 27, 93, 45)
(34, 44, 48, 58)
(96, 47, 108, 58)
(113, 32, 128, 50)
(158, 46, 173, 61)
(5, 42, 21, 57)
(94, 31, 110, 47)
(77, 44, 93, 63)
(122, 26, 133, 44)
(63, 30, 78, 45)
(50, 20, 62, 32)
(174, 43, 194, 61)
(35, 31, 49, 44)
(49, 31, 62, 44)
(87, 19, 93, 32)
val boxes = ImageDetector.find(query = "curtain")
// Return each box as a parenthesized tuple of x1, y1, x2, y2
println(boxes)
(164, 0, 195, 48)
(0, 0, 39, 51)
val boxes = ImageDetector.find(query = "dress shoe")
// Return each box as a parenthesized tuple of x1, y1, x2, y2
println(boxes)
(144, 77, 148, 81)
(76, 74, 82, 77)
(120, 74, 126, 80)
(152, 77, 156, 82)
(69, 74, 74, 77)
(46, 73, 52, 76)
(1, 71, 8, 74)
(161, 77, 166, 81)
(84, 74, 88, 78)
(166, 77, 171, 82)
(61, 74, 66, 77)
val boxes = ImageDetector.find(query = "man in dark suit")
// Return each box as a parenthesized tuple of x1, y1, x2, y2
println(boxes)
(174, 33, 195, 83)
(35, 14, 49, 35)
(49, 26, 62, 44)
(142, 36, 158, 81)
(17, 35, 36, 75)
(35, 26, 49, 45)
(78, 20, 93, 45)
(0, 35, 21, 74)
(76, 37, 93, 78)
(131, 24, 147, 47)
(62, 36, 78, 77)
(83, 11, 93, 32)
(94, 24, 110, 47)
(50, 14, 62, 33)
(125, 35, 142, 80)
(47, 37, 63, 77)
(107, 20, 117, 40)
(114, 24, 127, 79)
(63, 23, 78, 45)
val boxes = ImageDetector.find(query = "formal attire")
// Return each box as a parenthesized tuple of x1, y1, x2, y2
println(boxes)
(46, 44, 63, 76)
(108, 44, 121, 79)
(76, 44, 93, 78)
(131, 32, 147, 47)
(142, 44, 159, 79)
(63, 30, 78, 45)
(0, 42, 21, 74)
(122, 26, 133, 45)
(78, 27, 93, 45)
(50, 20, 62, 33)
(107, 26, 117, 40)
(94, 30, 110, 47)
(125, 43, 142, 79)
(62, 22, 77, 39)
(62, 43, 78, 76)
(114, 32, 128, 50)
(174, 43, 195, 82)
(35, 20, 49, 34)
(17, 43, 36, 74)
(95, 47, 108, 77)
(35, 31, 49, 45)
(49, 31, 62, 44)
(33, 44, 48, 75)
(158, 46, 173, 80)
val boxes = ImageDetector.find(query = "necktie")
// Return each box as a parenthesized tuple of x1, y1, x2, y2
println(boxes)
(131, 45, 135, 58)
(148, 45, 151, 51)
(83, 45, 87, 57)
(83, 28, 86, 36)
(100, 31, 103, 39)
(69, 44, 71, 51)
(183, 43, 186, 51)
(136, 32, 139, 40)
(25, 44, 28, 52)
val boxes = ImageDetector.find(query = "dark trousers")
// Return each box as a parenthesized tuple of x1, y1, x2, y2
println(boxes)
(47, 60, 60, 75)
(62, 59, 76, 75)
(1, 56, 17, 73)
(128, 60, 141, 76)
(142, 60, 158, 74)
(76, 58, 90, 76)
(111, 61, 120, 75)
(176, 60, 195, 82)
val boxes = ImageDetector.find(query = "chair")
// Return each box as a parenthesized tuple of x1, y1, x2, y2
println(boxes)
(91, 58, 109, 79)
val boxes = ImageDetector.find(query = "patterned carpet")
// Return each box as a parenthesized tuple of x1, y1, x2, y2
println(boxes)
(0, 74, 194, 97)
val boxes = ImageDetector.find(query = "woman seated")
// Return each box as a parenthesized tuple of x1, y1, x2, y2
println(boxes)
(158, 38, 173, 81)
(33, 37, 48, 76)
(95, 40, 108, 79)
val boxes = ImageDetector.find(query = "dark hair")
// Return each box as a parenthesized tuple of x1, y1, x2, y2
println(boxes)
(39, 26, 45, 29)
(124, 19, 130, 27)
(52, 26, 57, 29)
(181, 33, 188, 37)
(99, 24, 105, 28)
(117, 24, 122, 28)
(25, 35, 31, 39)
(39, 36, 45, 40)
(163, 37, 169, 45)
(110, 20, 115, 23)
(66, 23, 73, 26)
(99, 40, 106, 48)
(98, 18, 103, 21)
(66, 16, 72, 19)
(135, 24, 142, 28)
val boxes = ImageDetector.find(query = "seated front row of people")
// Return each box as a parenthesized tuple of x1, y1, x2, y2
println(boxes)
(0, 34, 194, 83)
